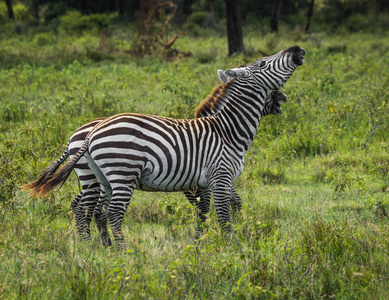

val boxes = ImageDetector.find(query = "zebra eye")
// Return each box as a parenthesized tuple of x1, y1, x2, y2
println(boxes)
(259, 61, 266, 68)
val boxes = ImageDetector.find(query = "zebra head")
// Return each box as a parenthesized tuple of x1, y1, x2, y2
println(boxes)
(223, 45, 306, 91)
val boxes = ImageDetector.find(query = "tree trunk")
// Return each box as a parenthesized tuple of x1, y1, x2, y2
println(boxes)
(224, 0, 244, 55)
(305, 0, 315, 33)
(270, 0, 282, 33)
(183, 0, 195, 16)
(5, 0, 14, 20)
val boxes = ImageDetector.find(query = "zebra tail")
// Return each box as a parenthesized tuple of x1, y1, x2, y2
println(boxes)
(37, 138, 90, 197)
(22, 142, 70, 196)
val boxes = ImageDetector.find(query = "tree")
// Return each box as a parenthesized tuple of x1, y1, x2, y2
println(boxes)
(270, 0, 282, 33)
(132, 0, 191, 60)
(5, 0, 14, 20)
(224, 0, 244, 55)
(305, 0, 315, 33)
(183, 0, 195, 17)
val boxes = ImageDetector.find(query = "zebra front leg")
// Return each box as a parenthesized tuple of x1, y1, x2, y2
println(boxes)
(230, 186, 242, 224)
(93, 185, 112, 248)
(184, 188, 212, 238)
(211, 177, 233, 234)
(107, 181, 137, 249)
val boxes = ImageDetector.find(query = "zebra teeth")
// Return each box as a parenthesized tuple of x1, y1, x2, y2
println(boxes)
(274, 105, 282, 113)
(278, 100, 286, 105)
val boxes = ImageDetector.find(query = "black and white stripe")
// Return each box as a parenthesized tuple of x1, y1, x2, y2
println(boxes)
(51, 80, 286, 246)
(37, 46, 305, 247)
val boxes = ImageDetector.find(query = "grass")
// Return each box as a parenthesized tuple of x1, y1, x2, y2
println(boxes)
(0, 22, 389, 298)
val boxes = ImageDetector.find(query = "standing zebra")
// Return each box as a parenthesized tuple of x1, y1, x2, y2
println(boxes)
(24, 72, 287, 247)
(23, 72, 230, 245)
(26, 45, 305, 247)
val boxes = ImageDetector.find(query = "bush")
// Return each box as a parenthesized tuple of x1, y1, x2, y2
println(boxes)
(33, 32, 54, 46)
(60, 10, 114, 33)
(44, 2, 69, 24)
(186, 11, 221, 36)
(0, 2, 7, 19)
(13, 3, 34, 22)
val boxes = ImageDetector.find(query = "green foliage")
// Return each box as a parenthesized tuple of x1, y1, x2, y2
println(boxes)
(0, 3, 34, 22)
(60, 10, 114, 33)
(43, 2, 69, 24)
(185, 11, 223, 36)
(0, 2, 7, 19)
(13, 3, 34, 22)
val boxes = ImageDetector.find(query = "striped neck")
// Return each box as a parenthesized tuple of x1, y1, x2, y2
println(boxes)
(208, 79, 268, 153)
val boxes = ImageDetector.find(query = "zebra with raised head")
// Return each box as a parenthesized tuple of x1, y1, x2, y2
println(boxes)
(23, 73, 230, 245)
(26, 45, 305, 247)
(24, 72, 287, 247)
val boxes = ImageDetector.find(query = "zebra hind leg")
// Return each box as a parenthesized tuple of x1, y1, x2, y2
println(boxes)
(93, 185, 112, 248)
(71, 193, 84, 237)
(107, 180, 137, 249)
(74, 182, 100, 241)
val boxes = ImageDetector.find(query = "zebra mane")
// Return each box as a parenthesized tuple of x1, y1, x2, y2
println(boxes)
(195, 81, 234, 118)
(195, 64, 246, 118)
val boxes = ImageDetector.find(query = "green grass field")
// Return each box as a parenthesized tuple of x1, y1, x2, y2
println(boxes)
(0, 25, 389, 298)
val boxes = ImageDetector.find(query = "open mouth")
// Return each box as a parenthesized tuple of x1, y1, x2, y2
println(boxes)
(294, 54, 305, 66)
(272, 91, 288, 114)
(274, 101, 283, 113)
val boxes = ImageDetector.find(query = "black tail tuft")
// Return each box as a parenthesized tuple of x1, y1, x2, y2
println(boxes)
(22, 144, 70, 196)
(38, 161, 76, 196)
(22, 138, 89, 197)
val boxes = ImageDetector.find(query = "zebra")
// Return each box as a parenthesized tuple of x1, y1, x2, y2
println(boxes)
(24, 88, 287, 246)
(25, 45, 305, 247)
(23, 65, 287, 244)
(23, 72, 231, 245)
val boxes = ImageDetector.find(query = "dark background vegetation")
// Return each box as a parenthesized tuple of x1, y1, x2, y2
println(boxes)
(0, 0, 389, 299)
(1, 0, 389, 58)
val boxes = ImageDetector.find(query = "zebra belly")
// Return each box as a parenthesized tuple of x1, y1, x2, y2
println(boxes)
(137, 166, 209, 192)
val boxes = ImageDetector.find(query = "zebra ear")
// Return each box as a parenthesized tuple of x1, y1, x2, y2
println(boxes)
(217, 69, 231, 83)
(224, 67, 250, 78)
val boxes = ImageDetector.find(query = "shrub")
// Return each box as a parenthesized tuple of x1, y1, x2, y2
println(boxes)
(33, 32, 54, 46)
(60, 10, 113, 33)
(0, 2, 7, 19)
(43, 2, 69, 24)
(13, 3, 34, 22)
(186, 11, 221, 36)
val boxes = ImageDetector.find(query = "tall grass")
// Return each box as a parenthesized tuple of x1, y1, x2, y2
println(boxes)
(0, 24, 388, 298)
